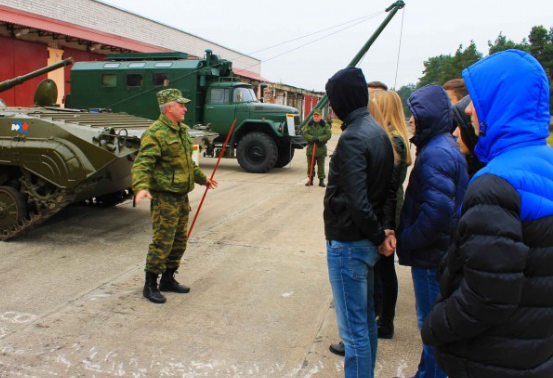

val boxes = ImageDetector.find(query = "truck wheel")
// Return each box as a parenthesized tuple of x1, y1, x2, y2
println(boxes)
(0, 186, 28, 231)
(274, 145, 295, 168)
(237, 132, 278, 173)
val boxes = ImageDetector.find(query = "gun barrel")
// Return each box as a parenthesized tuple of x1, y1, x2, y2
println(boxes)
(0, 57, 74, 93)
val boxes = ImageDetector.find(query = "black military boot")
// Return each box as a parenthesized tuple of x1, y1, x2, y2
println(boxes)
(319, 179, 326, 187)
(305, 178, 313, 186)
(143, 272, 166, 304)
(159, 268, 190, 293)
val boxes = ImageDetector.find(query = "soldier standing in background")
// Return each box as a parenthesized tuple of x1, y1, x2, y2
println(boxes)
(132, 88, 217, 304)
(303, 109, 332, 187)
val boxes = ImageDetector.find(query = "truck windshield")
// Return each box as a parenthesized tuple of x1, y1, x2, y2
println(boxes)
(233, 87, 257, 103)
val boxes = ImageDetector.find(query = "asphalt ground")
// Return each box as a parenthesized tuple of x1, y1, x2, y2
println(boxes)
(0, 134, 423, 378)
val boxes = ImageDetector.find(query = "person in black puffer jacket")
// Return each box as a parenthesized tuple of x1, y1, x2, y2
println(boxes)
(422, 49, 553, 378)
(324, 66, 396, 378)
(396, 84, 469, 378)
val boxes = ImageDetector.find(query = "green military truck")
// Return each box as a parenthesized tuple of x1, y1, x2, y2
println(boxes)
(66, 50, 306, 173)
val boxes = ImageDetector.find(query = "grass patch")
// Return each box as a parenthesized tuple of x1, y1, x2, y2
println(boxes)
(548, 132, 553, 147)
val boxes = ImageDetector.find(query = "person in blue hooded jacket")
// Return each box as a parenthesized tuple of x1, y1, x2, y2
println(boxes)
(395, 84, 469, 378)
(421, 50, 553, 378)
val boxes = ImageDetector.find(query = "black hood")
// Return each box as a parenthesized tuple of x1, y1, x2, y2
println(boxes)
(325, 67, 368, 121)
(452, 95, 478, 153)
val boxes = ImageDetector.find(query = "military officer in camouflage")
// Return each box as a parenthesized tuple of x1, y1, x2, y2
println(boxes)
(132, 88, 218, 304)
(303, 109, 332, 187)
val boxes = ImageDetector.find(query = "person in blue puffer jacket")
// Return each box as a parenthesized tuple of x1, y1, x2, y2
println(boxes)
(396, 84, 469, 378)
(422, 50, 553, 378)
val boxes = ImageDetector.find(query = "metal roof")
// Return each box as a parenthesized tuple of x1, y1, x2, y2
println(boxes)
(233, 68, 271, 83)
(0, 5, 171, 53)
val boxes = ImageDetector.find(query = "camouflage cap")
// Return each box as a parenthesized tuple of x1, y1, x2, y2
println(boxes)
(157, 88, 191, 106)
(313, 109, 322, 115)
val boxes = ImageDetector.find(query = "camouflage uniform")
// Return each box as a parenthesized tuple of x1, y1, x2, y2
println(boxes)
(132, 106, 207, 275)
(303, 118, 332, 179)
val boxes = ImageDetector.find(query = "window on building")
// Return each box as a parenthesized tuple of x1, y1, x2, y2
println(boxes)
(127, 74, 143, 87)
(102, 74, 117, 87)
(153, 73, 170, 86)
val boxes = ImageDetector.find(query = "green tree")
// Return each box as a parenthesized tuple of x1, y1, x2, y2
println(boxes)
(417, 54, 453, 87)
(452, 41, 482, 73)
(417, 43, 482, 88)
(528, 26, 553, 109)
(404, 25, 553, 111)
(488, 26, 552, 108)
(528, 26, 550, 61)
(487, 32, 528, 54)
(396, 84, 416, 118)
(528, 26, 553, 77)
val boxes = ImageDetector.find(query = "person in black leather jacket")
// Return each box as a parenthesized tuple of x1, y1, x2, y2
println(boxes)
(323, 66, 396, 378)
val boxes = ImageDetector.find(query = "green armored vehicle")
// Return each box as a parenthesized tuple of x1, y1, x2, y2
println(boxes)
(0, 59, 216, 240)
(66, 50, 306, 173)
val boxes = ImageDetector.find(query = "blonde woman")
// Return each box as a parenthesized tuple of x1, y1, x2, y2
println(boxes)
(371, 90, 412, 339)
(367, 98, 385, 128)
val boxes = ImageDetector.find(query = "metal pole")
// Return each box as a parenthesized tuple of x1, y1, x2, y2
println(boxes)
(188, 119, 237, 238)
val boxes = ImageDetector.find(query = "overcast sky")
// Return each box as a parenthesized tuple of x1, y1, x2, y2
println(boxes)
(98, 0, 552, 92)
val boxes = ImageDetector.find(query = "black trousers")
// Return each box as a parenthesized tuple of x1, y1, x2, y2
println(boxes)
(373, 252, 398, 323)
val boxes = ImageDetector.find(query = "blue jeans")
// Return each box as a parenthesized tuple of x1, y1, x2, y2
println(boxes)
(411, 268, 447, 378)
(327, 239, 380, 378)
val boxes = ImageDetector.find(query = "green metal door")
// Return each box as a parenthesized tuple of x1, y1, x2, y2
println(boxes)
(203, 87, 235, 136)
